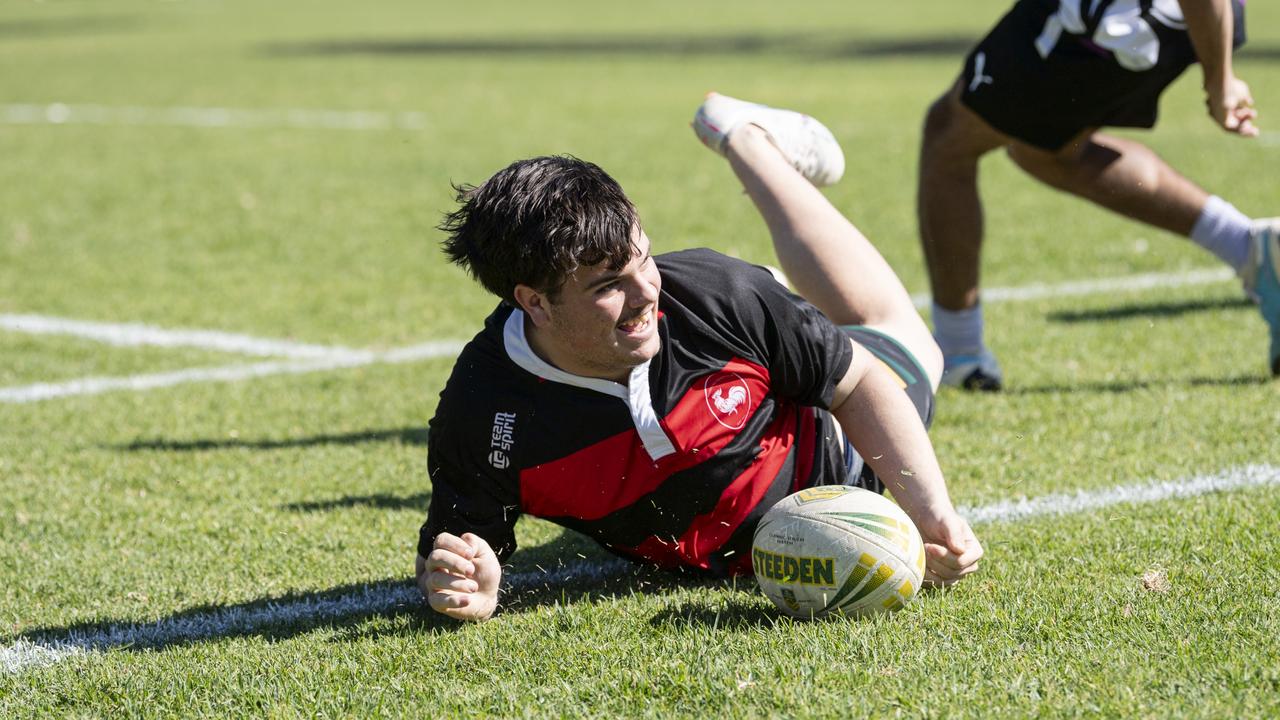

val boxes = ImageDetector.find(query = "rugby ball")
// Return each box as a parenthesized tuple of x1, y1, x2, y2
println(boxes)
(751, 485, 925, 619)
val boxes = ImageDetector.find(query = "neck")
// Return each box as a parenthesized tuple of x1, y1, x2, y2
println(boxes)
(523, 314, 631, 384)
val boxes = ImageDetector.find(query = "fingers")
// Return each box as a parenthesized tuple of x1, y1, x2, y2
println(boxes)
(427, 546, 476, 577)
(433, 532, 477, 560)
(1233, 109, 1260, 138)
(921, 516, 984, 587)
(426, 589, 474, 618)
(419, 534, 502, 621)
(428, 589, 471, 609)
(428, 568, 479, 593)
(460, 532, 495, 559)
(1217, 81, 1259, 137)
(923, 542, 980, 586)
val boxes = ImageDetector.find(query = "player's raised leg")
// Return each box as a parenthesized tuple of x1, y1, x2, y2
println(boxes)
(692, 92, 942, 389)
(917, 83, 1009, 390)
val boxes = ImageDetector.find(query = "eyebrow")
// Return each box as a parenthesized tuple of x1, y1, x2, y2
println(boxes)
(583, 251, 651, 291)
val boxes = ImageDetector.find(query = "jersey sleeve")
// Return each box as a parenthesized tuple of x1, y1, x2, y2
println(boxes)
(417, 367, 522, 563)
(659, 249, 853, 409)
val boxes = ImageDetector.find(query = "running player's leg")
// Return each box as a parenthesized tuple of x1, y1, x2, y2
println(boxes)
(918, 82, 1009, 314)
(1007, 129, 1206, 235)
(918, 82, 1012, 389)
(1008, 130, 1257, 274)
(1009, 129, 1277, 373)
(722, 121, 943, 390)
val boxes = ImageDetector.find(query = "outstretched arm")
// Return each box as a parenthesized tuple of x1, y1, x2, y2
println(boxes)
(1178, 0, 1257, 136)
(828, 340, 982, 586)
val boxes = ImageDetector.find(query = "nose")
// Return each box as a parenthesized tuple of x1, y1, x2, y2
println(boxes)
(628, 272, 660, 307)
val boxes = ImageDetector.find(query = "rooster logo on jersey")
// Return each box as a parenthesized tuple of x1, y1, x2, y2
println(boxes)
(703, 371, 752, 430)
(712, 386, 747, 415)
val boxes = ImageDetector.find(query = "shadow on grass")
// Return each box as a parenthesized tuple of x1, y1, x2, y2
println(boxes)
(1005, 374, 1268, 395)
(649, 585, 958, 630)
(116, 426, 429, 452)
(1238, 44, 1280, 61)
(260, 33, 976, 60)
(648, 596, 780, 631)
(2, 531, 721, 659)
(281, 492, 431, 513)
(0, 15, 140, 39)
(1045, 296, 1252, 323)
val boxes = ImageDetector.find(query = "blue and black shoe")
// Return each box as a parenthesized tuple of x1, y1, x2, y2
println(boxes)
(940, 350, 1004, 391)
(1244, 218, 1280, 376)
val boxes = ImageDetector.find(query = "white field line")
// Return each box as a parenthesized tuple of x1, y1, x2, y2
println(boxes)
(957, 463, 1279, 524)
(2, 265, 1241, 404)
(3, 463, 1276, 675)
(0, 314, 358, 359)
(909, 267, 1235, 309)
(0, 341, 467, 404)
(0, 560, 634, 674)
(1, 103, 429, 131)
(4, 265, 1233, 359)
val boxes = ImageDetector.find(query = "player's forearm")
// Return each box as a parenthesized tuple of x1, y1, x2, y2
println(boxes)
(829, 351, 956, 524)
(1177, 0, 1235, 89)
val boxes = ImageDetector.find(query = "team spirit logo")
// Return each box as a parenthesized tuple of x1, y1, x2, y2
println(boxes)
(488, 411, 516, 469)
(702, 371, 752, 430)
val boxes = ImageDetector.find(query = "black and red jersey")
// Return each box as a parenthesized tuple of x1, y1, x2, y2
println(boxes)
(418, 249, 853, 576)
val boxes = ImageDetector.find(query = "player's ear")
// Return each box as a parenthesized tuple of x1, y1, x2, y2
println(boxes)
(513, 284, 552, 327)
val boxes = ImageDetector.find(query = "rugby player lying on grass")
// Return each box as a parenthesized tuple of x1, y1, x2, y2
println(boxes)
(417, 95, 983, 621)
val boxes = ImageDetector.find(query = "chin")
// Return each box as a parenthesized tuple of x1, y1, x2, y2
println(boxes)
(632, 332, 662, 362)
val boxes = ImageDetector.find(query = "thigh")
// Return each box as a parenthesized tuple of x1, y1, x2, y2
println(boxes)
(835, 326, 937, 494)
(842, 326, 934, 429)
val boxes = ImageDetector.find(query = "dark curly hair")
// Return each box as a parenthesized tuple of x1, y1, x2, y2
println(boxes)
(439, 156, 641, 304)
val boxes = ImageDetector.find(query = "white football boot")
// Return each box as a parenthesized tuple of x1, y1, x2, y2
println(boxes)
(692, 92, 845, 187)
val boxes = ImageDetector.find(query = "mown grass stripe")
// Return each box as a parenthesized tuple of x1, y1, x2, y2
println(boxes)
(0, 341, 467, 403)
(1, 265, 1240, 404)
(0, 313, 355, 359)
(1, 103, 430, 131)
(909, 267, 1235, 309)
(4, 464, 1275, 675)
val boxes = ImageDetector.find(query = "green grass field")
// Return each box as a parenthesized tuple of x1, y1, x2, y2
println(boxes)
(2, 0, 1278, 716)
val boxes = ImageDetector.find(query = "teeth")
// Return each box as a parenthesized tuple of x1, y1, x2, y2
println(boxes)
(620, 311, 650, 332)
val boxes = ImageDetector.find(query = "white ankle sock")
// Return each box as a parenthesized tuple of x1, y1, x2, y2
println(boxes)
(1190, 196, 1252, 272)
(932, 302, 986, 357)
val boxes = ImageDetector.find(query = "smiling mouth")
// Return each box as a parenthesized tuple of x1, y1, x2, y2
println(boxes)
(617, 309, 653, 334)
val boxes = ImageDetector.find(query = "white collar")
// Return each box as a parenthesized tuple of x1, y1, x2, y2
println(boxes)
(502, 309, 676, 460)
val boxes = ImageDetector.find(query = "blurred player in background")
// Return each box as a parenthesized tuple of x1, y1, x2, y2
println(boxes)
(918, 0, 1280, 389)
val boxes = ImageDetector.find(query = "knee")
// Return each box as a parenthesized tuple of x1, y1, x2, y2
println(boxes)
(917, 334, 944, 393)
(920, 95, 956, 157)
(1007, 144, 1071, 186)
(920, 93, 989, 169)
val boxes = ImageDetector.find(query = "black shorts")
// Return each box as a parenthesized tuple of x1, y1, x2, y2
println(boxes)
(960, 0, 1246, 151)
(838, 325, 935, 494)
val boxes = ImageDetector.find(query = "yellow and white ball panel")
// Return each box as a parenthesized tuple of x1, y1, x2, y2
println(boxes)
(751, 486, 924, 618)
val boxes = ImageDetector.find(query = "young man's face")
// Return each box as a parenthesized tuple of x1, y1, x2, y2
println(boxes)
(524, 229, 662, 382)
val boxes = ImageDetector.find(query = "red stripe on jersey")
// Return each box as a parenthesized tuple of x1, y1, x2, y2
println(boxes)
(791, 407, 817, 494)
(658, 358, 769, 453)
(621, 407, 798, 571)
(519, 358, 771, 521)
